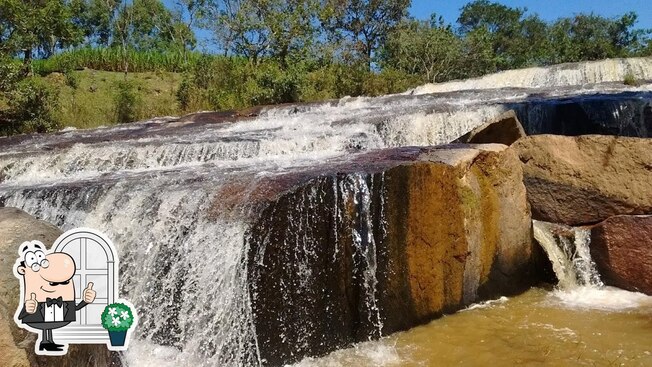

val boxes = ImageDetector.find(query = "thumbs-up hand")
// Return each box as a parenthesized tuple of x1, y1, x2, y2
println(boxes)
(83, 282, 96, 303)
(25, 293, 38, 314)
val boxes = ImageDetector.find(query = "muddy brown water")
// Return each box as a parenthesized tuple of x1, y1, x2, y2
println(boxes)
(294, 287, 652, 367)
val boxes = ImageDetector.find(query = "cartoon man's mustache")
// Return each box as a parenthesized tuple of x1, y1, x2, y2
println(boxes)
(48, 280, 70, 286)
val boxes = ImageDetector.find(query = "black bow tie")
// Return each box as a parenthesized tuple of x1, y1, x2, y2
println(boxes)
(46, 296, 63, 307)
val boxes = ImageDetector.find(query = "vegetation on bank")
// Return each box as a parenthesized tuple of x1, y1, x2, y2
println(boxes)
(1, 0, 652, 136)
(31, 48, 204, 75)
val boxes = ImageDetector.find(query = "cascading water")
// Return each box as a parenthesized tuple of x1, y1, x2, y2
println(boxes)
(291, 220, 652, 367)
(409, 57, 652, 94)
(1, 58, 651, 366)
(345, 174, 384, 339)
(532, 220, 650, 311)
(2, 91, 496, 366)
(532, 220, 603, 289)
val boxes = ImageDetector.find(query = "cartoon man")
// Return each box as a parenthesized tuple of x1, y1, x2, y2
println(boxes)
(14, 240, 96, 353)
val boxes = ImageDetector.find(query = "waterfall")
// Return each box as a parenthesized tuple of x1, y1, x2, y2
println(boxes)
(532, 220, 603, 290)
(533, 220, 652, 310)
(345, 174, 384, 339)
(1, 58, 651, 365)
(2, 177, 261, 365)
(409, 57, 652, 95)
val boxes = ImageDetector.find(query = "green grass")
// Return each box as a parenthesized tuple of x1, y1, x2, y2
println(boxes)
(44, 69, 182, 129)
(18, 52, 419, 132)
(32, 47, 202, 75)
(623, 71, 641, 86)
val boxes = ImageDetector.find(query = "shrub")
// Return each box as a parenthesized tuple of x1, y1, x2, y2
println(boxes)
(32, 47, 204, 75)
(0, 59, 23, 92)
(623, 71, 640, 86)
(300, 65, 340, 101)
(175, 57, 424, 114)
(176, 75, 194, 111)
(1, 78, 60, 135)
(64, 71, 79, 89)
(114, 80, 141, 124)
(245, 61, 300, 106)
(363, 68, 422, 96)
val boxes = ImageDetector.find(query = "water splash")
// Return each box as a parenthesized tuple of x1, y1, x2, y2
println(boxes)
(533, 220, 652, 311)
(550, 286, 652, 311)
(533, 220, 602, 289)
(289, 340, 401, 367)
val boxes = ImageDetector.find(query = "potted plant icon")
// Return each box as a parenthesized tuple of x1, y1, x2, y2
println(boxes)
(101, 302, 135, 347)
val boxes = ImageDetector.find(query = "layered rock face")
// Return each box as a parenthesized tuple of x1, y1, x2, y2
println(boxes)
(0, 207, 117, 367)
(591, 215, 652, 294)
(511, 135, 652, 226)
(512, 92, 652, 137)
(455, 110, 526, 145)
(246, 145, 535, 366)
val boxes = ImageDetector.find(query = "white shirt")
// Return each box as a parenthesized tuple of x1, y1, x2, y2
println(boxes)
(44, 303, 64, 322)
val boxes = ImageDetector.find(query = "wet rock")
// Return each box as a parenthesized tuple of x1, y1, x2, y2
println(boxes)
(511, 91, 652, 138)
(511, 135, 652, 225)
(0, 207, 117, 367)
(512, 92, 652, 137)
(455, 110, 526, 145)
(590, 215, 652, 294)
(245, 145, 536, 366)
(176, 110, 241, 124)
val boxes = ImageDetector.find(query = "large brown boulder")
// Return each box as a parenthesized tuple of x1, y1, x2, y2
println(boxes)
(244, 144, 536, 366)
(590, 215, 652, 294)
(511, 135, 652, 225)
(455, 110, 526, 145)
(0, 207, 117, 367)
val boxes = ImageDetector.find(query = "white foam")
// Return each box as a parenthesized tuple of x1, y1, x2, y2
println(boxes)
(463, 296, 509, 311)
(409, 57, 652, 95)
(123, 341, 193, 366)
(549, 286, 652, 311)
(289, 340, 402, 367)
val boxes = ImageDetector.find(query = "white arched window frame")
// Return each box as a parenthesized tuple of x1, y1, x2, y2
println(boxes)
(51, 228, 118, 344)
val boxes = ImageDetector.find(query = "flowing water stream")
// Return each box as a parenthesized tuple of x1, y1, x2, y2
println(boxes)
(292, 288, 652, 367)
(1, 58, 651, 366)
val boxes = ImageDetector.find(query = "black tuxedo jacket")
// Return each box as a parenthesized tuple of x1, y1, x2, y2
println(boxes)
(18, 300, 88, 324)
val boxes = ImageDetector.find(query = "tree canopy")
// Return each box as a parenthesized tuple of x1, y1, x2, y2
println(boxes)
(2, 0, 650, 74)
(1, 0, 651, 135)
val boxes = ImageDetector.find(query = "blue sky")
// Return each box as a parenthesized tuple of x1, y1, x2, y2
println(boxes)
(410, 0, 652, 29)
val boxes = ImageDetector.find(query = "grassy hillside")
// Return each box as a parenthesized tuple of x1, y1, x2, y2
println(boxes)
(44, 69, 182, 129)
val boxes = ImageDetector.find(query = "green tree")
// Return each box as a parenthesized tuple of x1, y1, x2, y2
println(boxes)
(320, 0, 410, 69)
(550, 12, 650, 63)
(459, 26, 497, 77)
(0, 0, 82, 74)
(70, 0, 121, 47)
(381, 15, 463, 83)
(206, 0, 318, 67)
(170, 0, 209, 59)
(0, 58, 60, 135)
(113, 0, 196, 52)
(458, 0, 531, 69)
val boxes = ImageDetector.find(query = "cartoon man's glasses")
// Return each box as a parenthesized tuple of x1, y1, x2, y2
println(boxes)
(24, 250, 49, 272)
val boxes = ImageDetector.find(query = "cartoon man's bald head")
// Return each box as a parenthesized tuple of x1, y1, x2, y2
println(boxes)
(16, 241, 77, 302)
